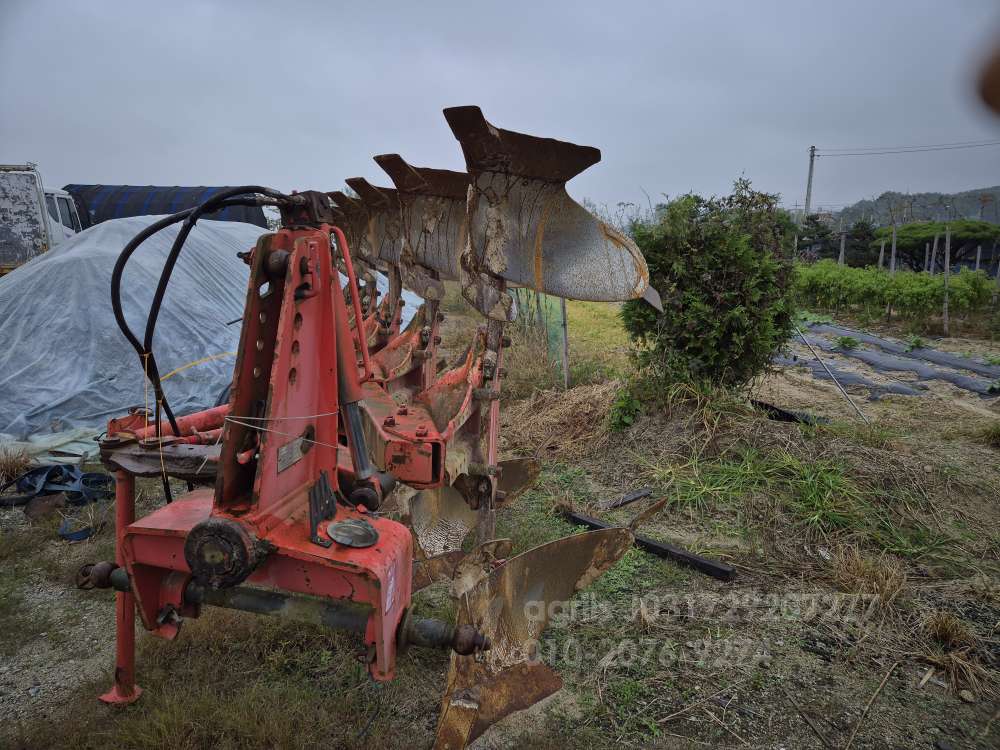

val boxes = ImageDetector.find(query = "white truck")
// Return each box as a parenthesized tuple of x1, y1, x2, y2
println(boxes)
(0, 164, 82, 275)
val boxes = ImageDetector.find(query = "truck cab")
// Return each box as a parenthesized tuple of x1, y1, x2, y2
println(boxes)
(0, 164, 80, 275)
(44, 187, 83, 241)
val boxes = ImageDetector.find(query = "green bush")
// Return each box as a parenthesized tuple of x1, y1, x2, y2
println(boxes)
(621, 179, 795, 387)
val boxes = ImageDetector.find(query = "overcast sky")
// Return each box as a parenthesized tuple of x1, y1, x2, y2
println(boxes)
(2, 1, 998, 214)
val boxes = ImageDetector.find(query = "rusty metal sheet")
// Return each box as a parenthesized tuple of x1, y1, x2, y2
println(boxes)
(434, 528, 633, 748)
(445, 106, 651, 304)
(331, 107, 659, 319)
(496, 458, 540, 507)
(406, 485, 478, 558)
(629, 496, 670, 531)
(102, 442, 219, 482)
(413, 539, 512, 592)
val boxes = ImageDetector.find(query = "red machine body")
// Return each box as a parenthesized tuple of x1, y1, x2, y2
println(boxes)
(101, 221, 480, 698)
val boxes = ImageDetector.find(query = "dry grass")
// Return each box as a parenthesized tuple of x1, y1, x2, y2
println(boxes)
(10, 607, 447, 750)
(918, 648, 994, 697)
(920, 609, 978, 651)
(913, 611, 994, 696)
(501, 323, 562, 400)
(0, 443, 31, 486)
(501, 380, 618, 460)
(832, 545, 907, 609)
(975, 422, 1000, 449)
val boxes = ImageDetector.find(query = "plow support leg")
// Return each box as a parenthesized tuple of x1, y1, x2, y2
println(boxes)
(99, 470, 142, 705)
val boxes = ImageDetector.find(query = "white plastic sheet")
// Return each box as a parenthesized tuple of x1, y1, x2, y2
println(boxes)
(0, 216, 419, 439)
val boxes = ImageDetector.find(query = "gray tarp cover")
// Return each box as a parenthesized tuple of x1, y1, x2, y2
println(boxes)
(0, 216, 264, 438)
(0, 216, 421, 441)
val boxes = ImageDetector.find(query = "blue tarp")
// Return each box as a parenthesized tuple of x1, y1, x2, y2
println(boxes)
(63, 185, 268, 228)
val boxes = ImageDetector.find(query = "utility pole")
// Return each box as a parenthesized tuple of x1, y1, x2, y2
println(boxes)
(993, 243, 1000, 307)
(976, 245, 982, 272)
(803, 145, 816, 222)
(838, 230, 847, 266)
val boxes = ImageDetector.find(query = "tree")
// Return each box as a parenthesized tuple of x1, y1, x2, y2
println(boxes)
(620, 179, 795, 388)
(845, 218, 877, 266)
(799, 214, 834, 260)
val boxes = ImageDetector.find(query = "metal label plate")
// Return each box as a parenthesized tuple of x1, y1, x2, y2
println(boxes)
(277, 434, 307, 472)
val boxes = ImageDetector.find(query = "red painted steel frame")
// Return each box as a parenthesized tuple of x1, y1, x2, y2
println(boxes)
(110, 225, 414, 690)
(99, 470, 142, 705)
(99, 221, 503, 700)
(332, 225, 373, 381)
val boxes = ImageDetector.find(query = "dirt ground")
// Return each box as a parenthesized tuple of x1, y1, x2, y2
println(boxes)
(2, 309, 999, 749)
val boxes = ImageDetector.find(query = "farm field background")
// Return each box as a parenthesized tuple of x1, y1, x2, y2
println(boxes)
(4, 284, 1000, 749)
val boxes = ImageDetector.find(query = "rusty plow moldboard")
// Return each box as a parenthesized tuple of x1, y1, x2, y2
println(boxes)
(433, 528, 635, 749)
(331, 106, 660, 319)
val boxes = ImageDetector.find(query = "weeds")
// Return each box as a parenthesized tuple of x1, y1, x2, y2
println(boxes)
(609, 384, 642, 430)
(975, 422, 1000, 448)
(834, 335, 862, 350)
(0, 443, 30, 486)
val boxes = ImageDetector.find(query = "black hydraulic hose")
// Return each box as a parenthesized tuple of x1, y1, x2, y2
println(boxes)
(140, 188, 285, 434)
(111, 208, 207, 434)
(110, 198, 264, 375)
(108, 189, 287, 507)
(110, 191, 283, 435)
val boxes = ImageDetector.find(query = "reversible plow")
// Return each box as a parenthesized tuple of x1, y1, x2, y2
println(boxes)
(79, 107, 657, 748)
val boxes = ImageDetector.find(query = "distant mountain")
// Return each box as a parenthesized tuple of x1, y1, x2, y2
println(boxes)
(833, 186, 1000, 227)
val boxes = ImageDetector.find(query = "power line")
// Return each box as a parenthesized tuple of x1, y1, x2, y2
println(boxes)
(819, 137, 1000, 152)
(817, 141, 1000, 157)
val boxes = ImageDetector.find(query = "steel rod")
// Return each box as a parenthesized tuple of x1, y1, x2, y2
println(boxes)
(794, 326, 870, 425)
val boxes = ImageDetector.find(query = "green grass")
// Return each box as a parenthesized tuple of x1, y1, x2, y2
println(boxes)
(640, 446, 865, 532)
(565, 301, 631, 381)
